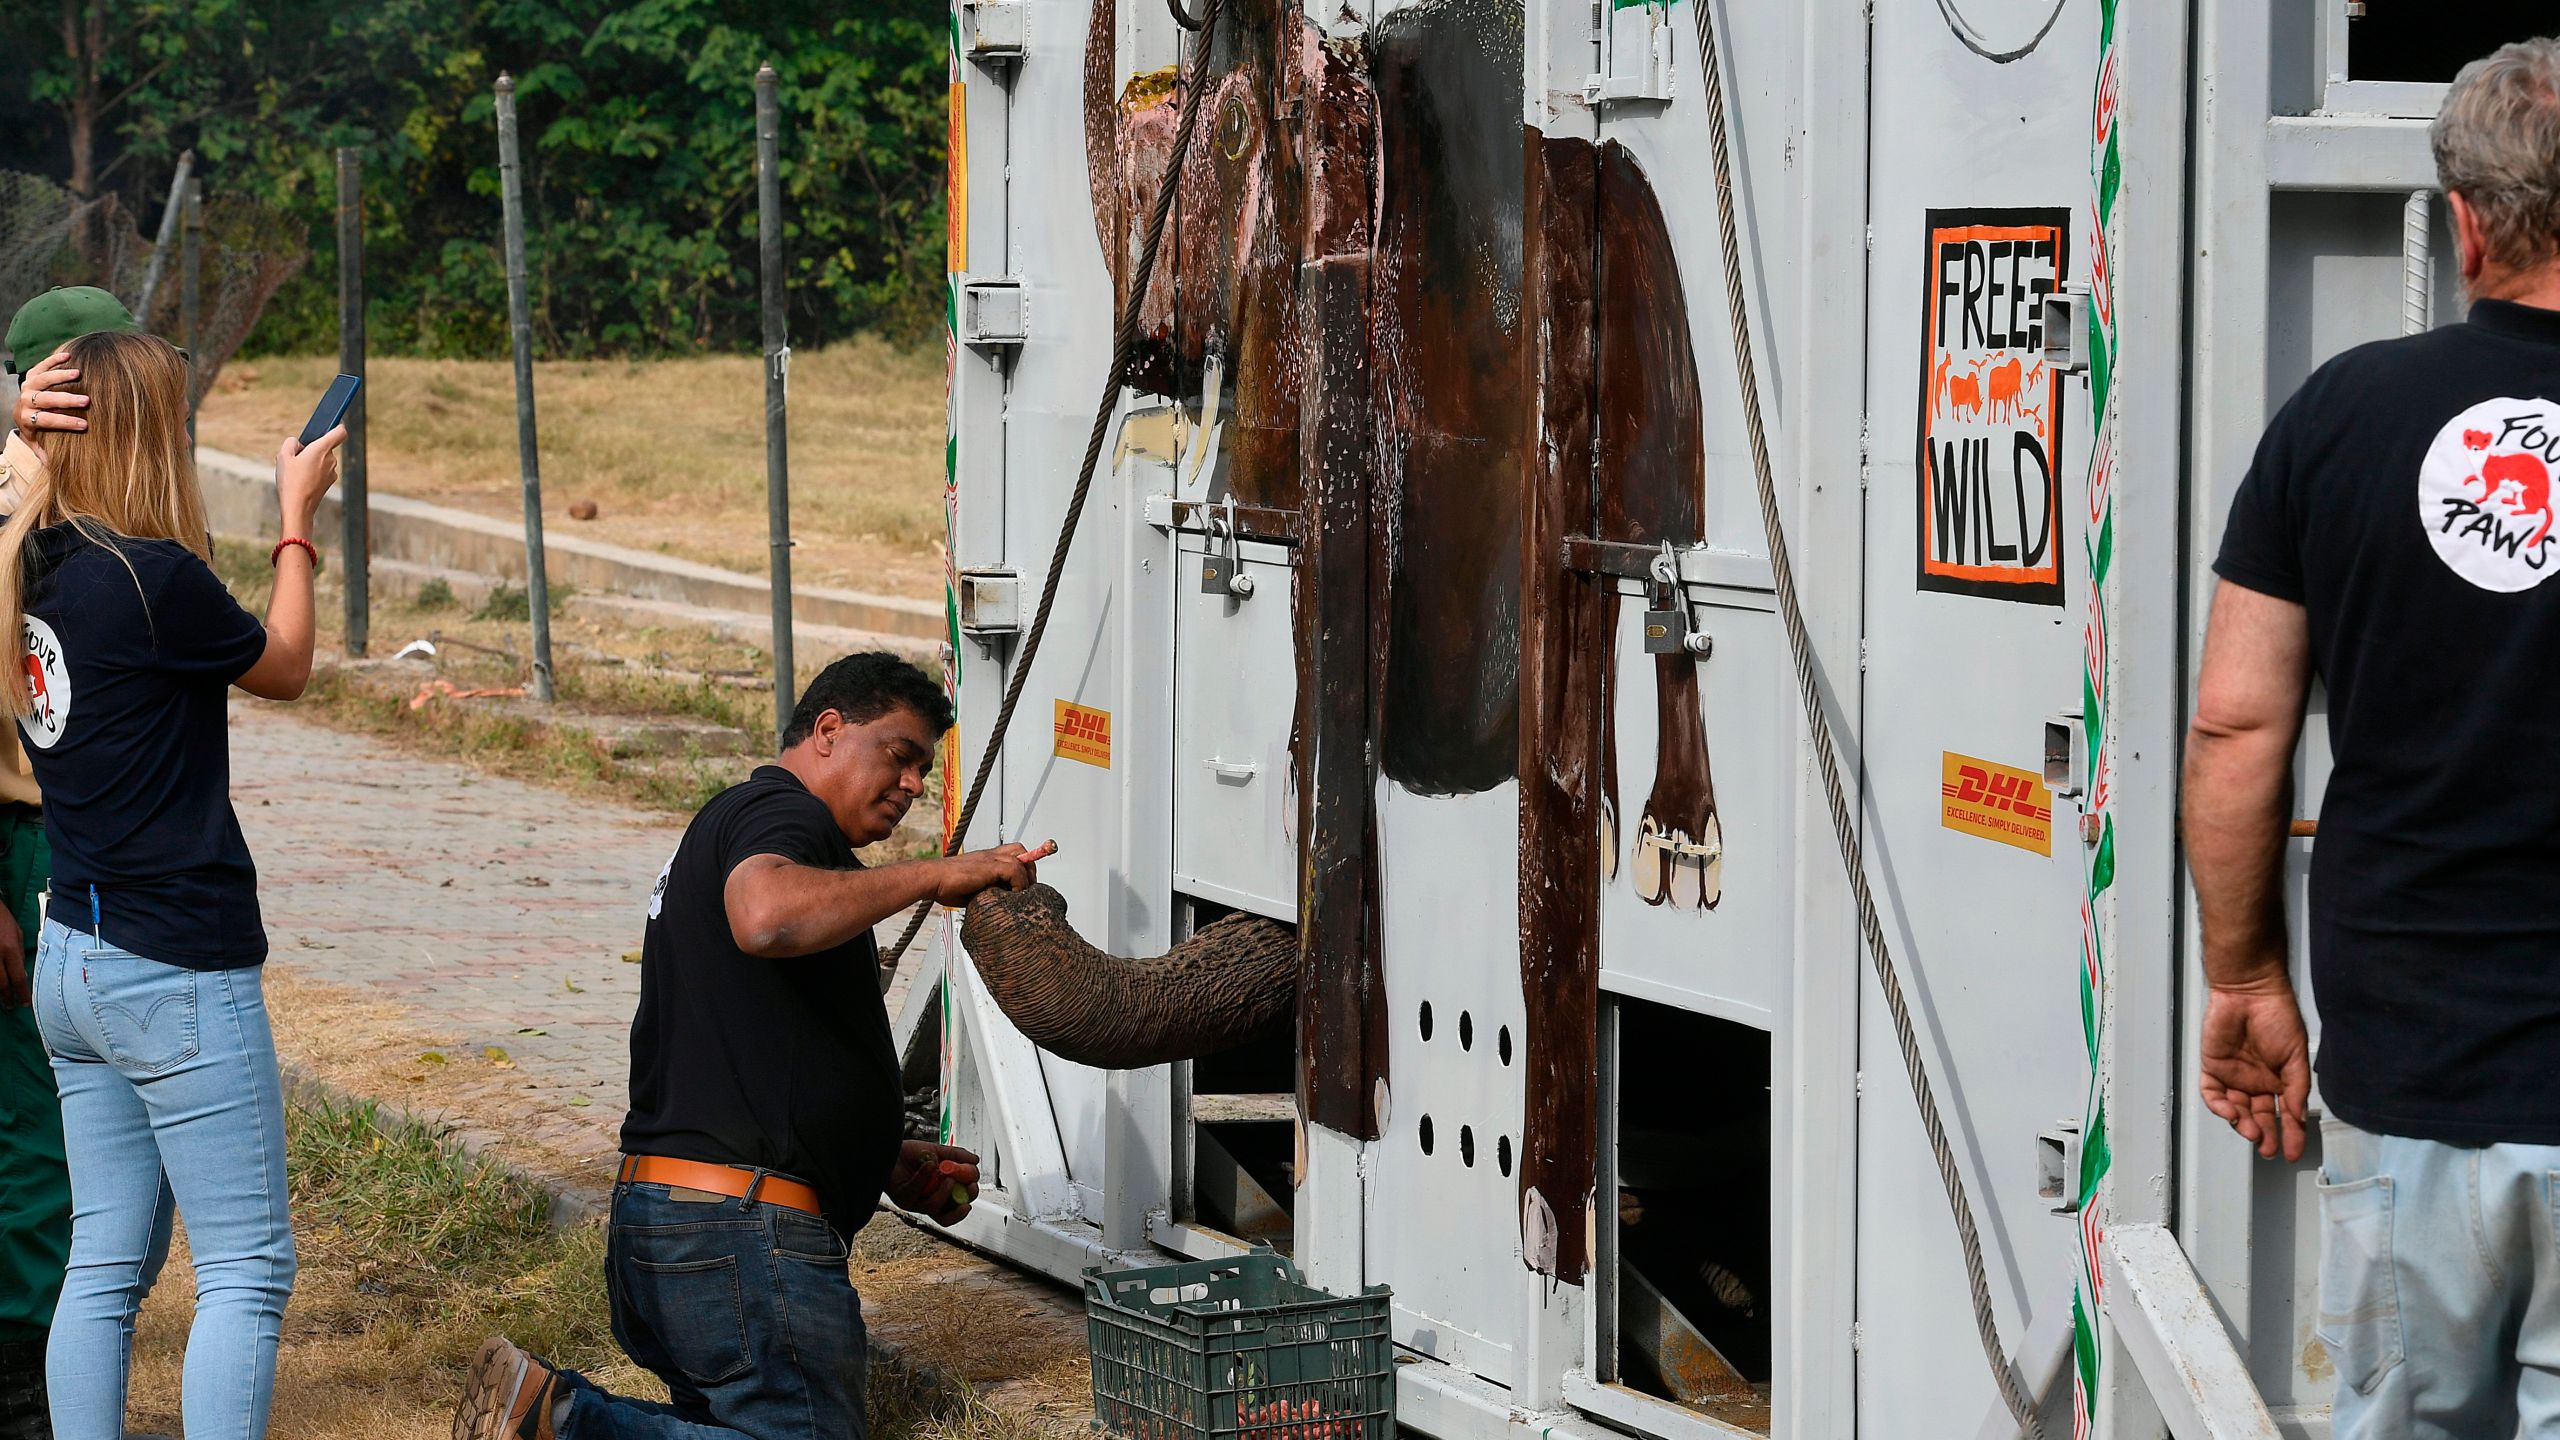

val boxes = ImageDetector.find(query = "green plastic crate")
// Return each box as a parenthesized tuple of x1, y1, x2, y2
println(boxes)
(1084, 1248, 1395, 1440)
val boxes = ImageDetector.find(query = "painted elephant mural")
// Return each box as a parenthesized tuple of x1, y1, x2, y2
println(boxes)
(964, 0, 1728, 1106)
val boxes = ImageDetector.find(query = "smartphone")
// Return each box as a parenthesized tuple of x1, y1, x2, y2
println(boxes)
(298, 373, 362, 448)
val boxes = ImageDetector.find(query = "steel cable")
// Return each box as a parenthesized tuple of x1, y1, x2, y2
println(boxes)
(886, 0, 1226, 968)
(1688, 3, 2043, 1432)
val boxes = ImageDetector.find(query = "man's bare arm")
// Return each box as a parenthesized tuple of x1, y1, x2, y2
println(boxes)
(2184, 580, 2313, 988)
(723, 843, 1049, 959)
(2184, 579, 2317, 1160)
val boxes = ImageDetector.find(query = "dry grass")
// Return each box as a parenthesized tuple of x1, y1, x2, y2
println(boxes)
(196, 342, 948, 600)
(122, 1075, 1065, 1440)
(126, 1098, 657, 1440)
(210, 536, 943, 845)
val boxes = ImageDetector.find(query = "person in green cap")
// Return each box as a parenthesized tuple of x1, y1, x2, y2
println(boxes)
(0, 284, 144, 1440)
(4, 286, 138, 507)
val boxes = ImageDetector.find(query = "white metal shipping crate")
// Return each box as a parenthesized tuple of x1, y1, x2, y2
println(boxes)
(902, 2, 2556, 1436)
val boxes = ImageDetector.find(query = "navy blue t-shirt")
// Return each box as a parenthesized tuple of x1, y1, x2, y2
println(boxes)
(17, 523, 269, 969)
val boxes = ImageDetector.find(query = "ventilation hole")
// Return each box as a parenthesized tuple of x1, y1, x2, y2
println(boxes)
(1419, 1001, 1434, 1042)
(1459, 1125, 1477, 1168)
(1497, 1135, 1513, 1176)
(1498, 1025, 1513, 1065)
(1418, 1115, 1435, 1155)
(1459, 1011, 1474, 1051)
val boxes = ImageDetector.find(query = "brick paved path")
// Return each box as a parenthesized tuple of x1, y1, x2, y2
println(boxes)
(231, 701, 683, 1177)
(231, 701, 934, 1191)
(229, 701, 1093, 1430)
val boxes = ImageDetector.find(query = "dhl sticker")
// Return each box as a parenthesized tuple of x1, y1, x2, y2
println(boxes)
(1053, 700, 1112, 769)
(939, 724, 962, 847)
(1939, 751, 2054, 856)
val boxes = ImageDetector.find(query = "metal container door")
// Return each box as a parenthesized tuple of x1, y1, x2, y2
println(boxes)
(1854, 0, 2096, 1428)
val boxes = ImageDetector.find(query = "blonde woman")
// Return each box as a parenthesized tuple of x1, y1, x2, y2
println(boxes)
(7, 330, 339, 1440)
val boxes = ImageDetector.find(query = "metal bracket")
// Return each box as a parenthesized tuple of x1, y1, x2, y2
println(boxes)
(1559, 535, 1777, 596)
(962, 0, 1027, 62)
(2042, 710, 2084, 801)
(2042, 282, 2090, 375)
(957, 567, 1021, 646)
(2036, 1120, 2082, 1213)
(1587, 0, 1677, 105)
(960, 278, 1027, 349)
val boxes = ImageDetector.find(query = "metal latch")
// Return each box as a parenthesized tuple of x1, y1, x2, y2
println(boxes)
(2043, 710, 2084, 800)
(1641, 542, 1713, 657)
(958, 568, 1021, 643)
(2042, 282, 2090, 375)
(960, 279, 1027, 349)
(1198, 495, 1257, 601)
(2038, 1120, 2083, 1213)
(963, 0, 1027, 60)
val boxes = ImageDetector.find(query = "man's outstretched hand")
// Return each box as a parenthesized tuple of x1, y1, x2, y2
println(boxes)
(888, 1140, 982, 1225)
(929, 840, 1055, 907)
(2199, 979, 2312, 1162)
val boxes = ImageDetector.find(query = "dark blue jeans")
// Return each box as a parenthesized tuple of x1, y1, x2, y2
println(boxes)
(556, 1181, 867, 1440)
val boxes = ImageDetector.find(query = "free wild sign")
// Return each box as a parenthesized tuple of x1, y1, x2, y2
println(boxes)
(1916, 208, 2069, 606)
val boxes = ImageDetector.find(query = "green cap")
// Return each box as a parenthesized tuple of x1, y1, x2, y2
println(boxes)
(5, 286, 141, 376)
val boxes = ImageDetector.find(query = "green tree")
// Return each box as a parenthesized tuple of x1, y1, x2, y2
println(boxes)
(467, 0, 947, 353)
(2, 0, 947, 356)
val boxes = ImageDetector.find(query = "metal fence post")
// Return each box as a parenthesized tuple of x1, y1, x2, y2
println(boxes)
(337, 145, 370, 658)
(495, 72, 557, 703)
(756, 61, 795, 740)
(179, 177, 200, 448)
(134, 149, 193, 321)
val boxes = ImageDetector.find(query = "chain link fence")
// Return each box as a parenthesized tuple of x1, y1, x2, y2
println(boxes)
(0, 168, 308, 407)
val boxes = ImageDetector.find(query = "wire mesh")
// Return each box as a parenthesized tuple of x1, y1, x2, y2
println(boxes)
(0, 168, 308, 407)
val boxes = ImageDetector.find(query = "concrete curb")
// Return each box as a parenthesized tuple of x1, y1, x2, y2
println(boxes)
(198, 447, 943, 645)
(362, 554, 935, 661)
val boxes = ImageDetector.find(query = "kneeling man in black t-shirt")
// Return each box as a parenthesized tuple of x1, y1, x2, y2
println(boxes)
(2188, 39, 2560, 1440)
(455, 652, 1043, 1440)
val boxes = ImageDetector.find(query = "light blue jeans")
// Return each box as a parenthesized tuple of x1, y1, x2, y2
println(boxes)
(30, 918, 292, 1440)
(2319, 1117, 2560, 1438)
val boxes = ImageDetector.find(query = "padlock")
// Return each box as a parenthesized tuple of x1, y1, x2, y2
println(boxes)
(1643, 603, 1690, 654)
(1200, 507, 1234, 595)
(1642, 542, 1689, 655)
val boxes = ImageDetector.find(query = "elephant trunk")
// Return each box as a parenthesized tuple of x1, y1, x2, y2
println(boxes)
(958, 884, 1298, 1070)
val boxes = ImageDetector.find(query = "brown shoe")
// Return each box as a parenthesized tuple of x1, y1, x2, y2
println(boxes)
(454, 1336, 561, 1440)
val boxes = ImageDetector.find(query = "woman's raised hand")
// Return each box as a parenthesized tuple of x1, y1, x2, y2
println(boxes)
(275, 425, 346, 535)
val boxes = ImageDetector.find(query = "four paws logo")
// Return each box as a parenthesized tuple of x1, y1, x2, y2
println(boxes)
(2422, 399, 2560, 591)
(646, 848, 676, 921)
(18, 616, 70, 750)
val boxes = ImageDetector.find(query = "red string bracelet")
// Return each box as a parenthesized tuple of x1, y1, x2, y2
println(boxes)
(270, 536, 321, 574)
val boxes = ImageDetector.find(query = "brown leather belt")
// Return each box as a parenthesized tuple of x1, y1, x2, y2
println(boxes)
(617, 1154, 823, 1217)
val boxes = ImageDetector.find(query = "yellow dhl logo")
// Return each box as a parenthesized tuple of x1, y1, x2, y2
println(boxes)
(1053, 700, 1112, 768)
(1939, 751, 2054, 856)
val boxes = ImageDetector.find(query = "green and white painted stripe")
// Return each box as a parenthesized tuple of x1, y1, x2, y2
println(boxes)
(2071, 2, 2121, 1434)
